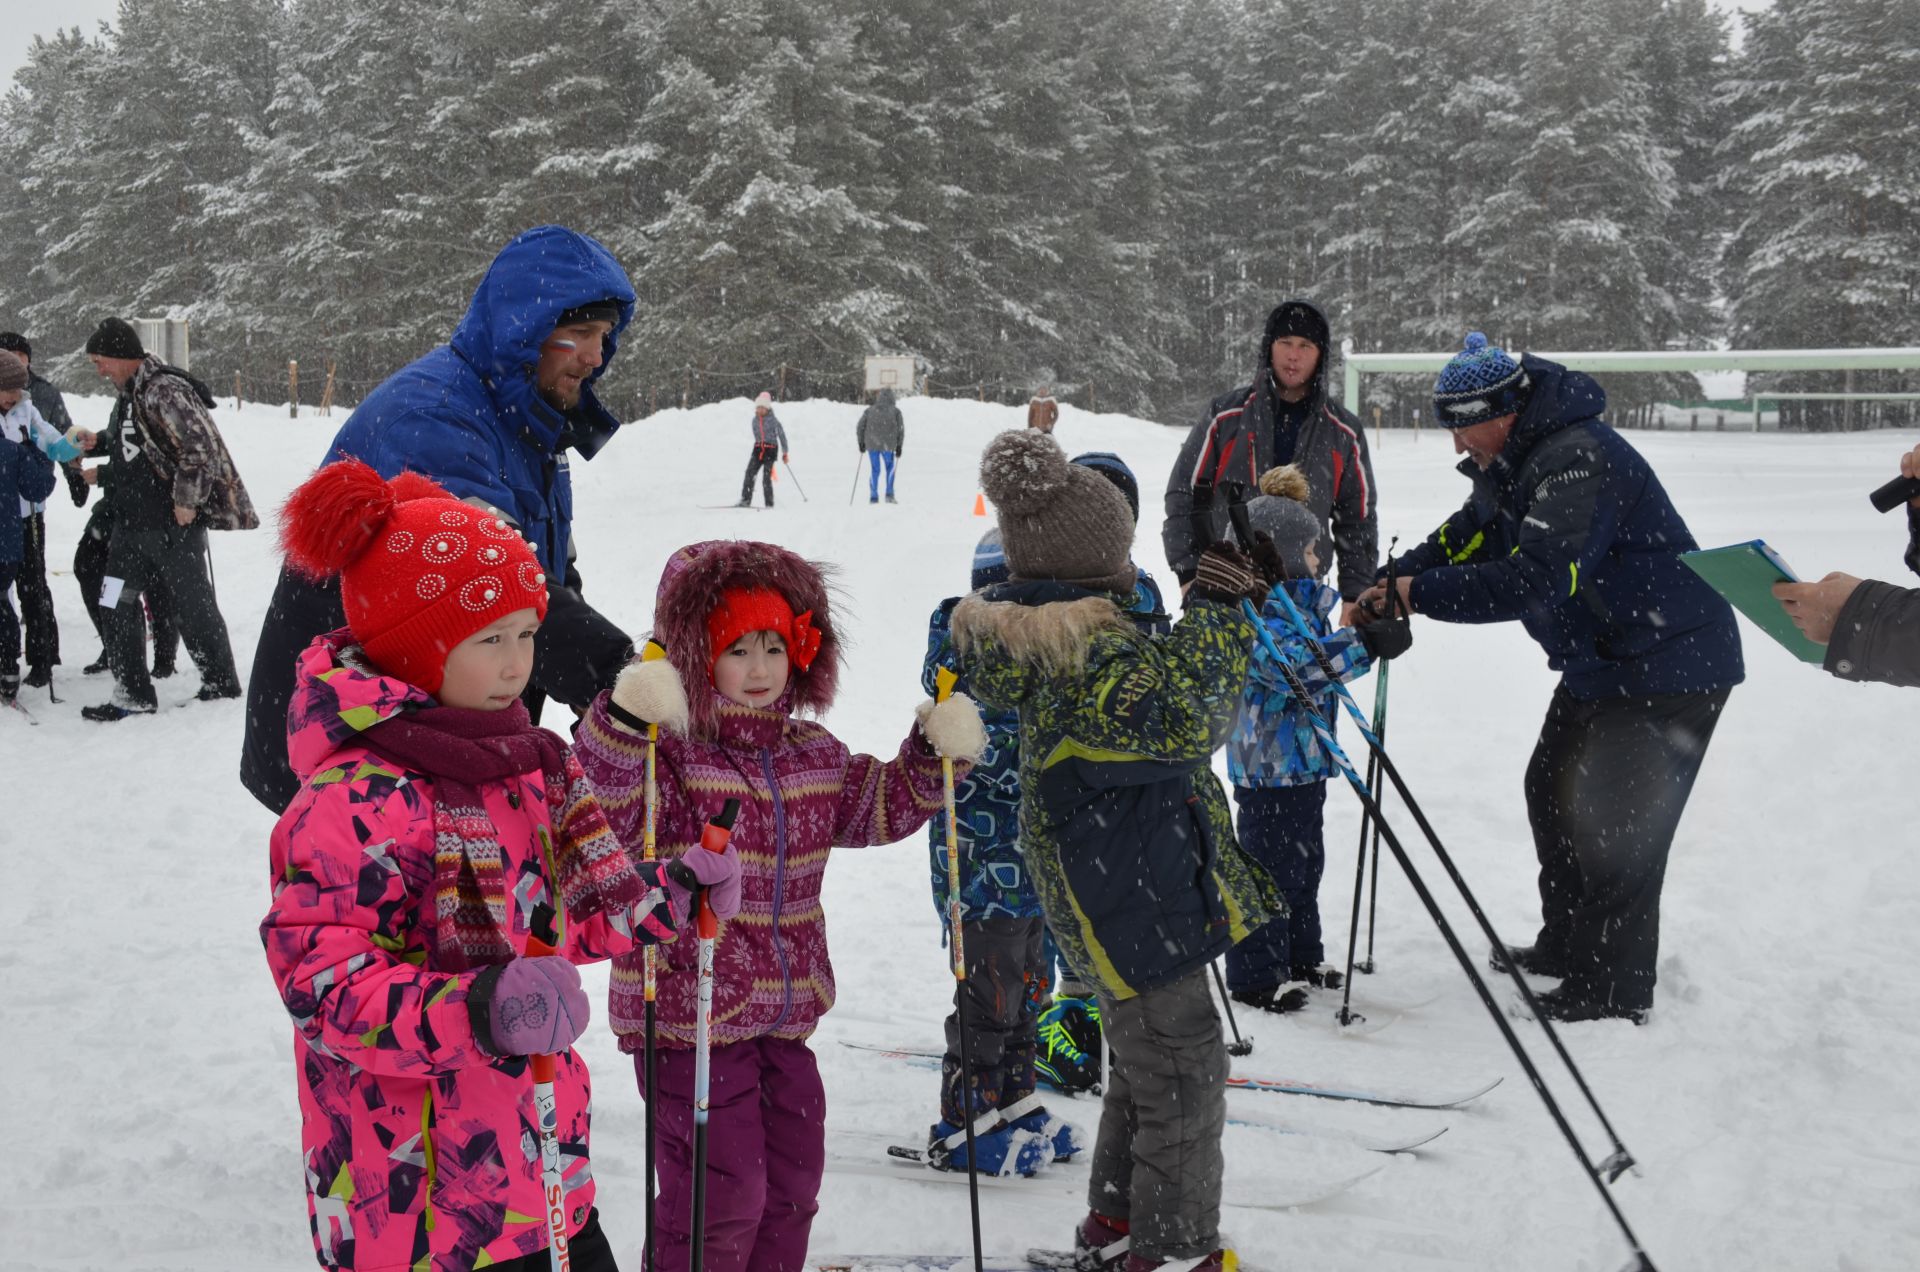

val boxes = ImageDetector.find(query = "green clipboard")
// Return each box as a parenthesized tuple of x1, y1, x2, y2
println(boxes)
(1679, 540, 1825, 665)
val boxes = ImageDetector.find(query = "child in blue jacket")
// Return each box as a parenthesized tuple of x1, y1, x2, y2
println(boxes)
(1226, 465, 1408, 1013)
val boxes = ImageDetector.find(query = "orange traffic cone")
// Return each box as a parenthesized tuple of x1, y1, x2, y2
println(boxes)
(972, 492, 987, 517)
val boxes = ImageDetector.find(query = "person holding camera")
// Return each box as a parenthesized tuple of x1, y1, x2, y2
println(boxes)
(1773, 441, 1920, 689)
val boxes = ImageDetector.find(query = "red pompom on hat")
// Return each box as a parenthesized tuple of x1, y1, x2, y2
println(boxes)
(705, 585, 821, 680)
(280, 459, 549, 694)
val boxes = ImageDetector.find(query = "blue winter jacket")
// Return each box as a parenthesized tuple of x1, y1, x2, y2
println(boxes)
(924, 567, 1170, 925)
(1396, 355, 1744, 699)
(324, 225, 636, 574)
(1228, 578, 1373, 789)
(0, 431, 56, 564)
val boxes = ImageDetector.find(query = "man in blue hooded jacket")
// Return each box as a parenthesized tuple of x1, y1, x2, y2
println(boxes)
(1358, 333, 1743, 1024)
(241, 225, 640, 811)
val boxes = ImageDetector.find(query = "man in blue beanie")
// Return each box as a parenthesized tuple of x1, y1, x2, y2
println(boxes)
(1357, 333, 1744, 1024)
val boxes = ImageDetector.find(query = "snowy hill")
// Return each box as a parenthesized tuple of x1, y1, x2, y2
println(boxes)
(4, 393, 1917, 1270)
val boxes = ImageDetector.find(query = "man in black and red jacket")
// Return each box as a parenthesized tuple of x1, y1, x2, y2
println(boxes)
(1162, 298, 1378, 623)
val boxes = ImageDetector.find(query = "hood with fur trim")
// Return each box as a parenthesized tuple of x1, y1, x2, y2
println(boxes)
(951, 587, 1133, 693)
(651, 539, 841, 740)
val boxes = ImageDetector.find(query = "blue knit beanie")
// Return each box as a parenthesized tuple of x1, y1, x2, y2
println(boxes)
(1432, 332, 1529, 428)
(970, 527, 1010, 592)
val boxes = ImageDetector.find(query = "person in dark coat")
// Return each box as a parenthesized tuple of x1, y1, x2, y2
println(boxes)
(240, 224, 640, 812)
(1357, 332, 1745, 1024)
(1775, 441, 1920, 689)
(856, 387, 904, 504)
(0, 333, 72, 686)
(0, 364, 57, 704)
(77, 319, 255, 722)
(1163, 298, 1378, 618)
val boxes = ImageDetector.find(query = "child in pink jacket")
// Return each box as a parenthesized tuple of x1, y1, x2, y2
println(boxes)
(261, 461, 741, 1272)
(574, 538, 987, 1272)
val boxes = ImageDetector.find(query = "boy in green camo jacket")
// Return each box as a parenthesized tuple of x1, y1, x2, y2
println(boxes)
(951, 429, 1279, 1272)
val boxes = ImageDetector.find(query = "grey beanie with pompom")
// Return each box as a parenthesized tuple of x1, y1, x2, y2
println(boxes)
(1244, 464, 1321, 580)
(979, 429, 1137, 595)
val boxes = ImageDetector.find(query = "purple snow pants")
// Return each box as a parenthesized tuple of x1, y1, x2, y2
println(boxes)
(643, 1036, 826, 1272)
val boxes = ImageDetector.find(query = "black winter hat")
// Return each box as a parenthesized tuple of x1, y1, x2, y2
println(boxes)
(1069, 451, 1141, 525)
(0, 332, 29, 360)
(554, 299, 622, 328)
(1262, 300, 1329, 359)
(84, 317, 144, 360)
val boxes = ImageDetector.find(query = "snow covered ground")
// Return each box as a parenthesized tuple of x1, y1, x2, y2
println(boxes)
(3, 391, 1917, 1271)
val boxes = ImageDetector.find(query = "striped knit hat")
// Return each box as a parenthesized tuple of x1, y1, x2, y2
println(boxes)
(1433, 332, 1530, 428)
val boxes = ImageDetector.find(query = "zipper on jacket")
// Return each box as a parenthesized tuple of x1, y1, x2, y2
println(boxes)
(759, 749, 795, 1031)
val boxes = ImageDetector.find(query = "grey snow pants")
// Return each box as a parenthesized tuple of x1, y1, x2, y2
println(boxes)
(1089, 967, 1227, 1262)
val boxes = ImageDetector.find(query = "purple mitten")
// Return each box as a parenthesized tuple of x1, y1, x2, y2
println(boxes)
(468, 956, 589, 1057)
(663, 844, 744, 924)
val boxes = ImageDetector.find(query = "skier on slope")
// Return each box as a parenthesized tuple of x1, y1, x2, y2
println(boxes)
(261, 460, 741, 1272)
(572, 538, 987, 1271)
(738, 391, 791, 507)
(1356, 332, 1744, 1025)
(857, 386, 905, 504)
(951, 428, 1281, 1271)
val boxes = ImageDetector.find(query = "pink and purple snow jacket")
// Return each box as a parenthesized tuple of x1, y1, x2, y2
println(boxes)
(261, 631, 680, 1271)
(575, 690, 952, 1051)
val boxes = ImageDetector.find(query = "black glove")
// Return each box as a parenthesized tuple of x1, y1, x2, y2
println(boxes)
(1358, 615, 1413, 661)
(1190, 543, 1266, 605)
(1249, 531, 1287, 587)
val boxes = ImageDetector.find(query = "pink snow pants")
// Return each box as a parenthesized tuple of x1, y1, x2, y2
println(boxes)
(643, 1036, 826, 1272)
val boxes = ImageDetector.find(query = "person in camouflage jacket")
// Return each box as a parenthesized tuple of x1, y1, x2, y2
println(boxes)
(79, 318, 254, 720)
(950, 429, 1276, 1269)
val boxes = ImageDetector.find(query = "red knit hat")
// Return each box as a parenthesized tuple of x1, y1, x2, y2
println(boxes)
(705, 585, 822, 681)
(280, 459, 549, 694)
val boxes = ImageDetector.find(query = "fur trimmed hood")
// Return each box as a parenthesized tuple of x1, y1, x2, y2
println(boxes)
(951, 588, 1132, 681)
(651, 539, 841, 740)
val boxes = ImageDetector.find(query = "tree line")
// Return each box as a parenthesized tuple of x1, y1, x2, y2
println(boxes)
(1, 0, 1915, 426)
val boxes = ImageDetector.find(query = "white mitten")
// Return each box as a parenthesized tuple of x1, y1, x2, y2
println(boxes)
(915, 692, 988, 763)
(608, 658, 689, 735)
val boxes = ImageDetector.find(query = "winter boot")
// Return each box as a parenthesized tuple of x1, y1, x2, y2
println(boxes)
(1068, 1212, 1131, 1269)
(1489, 942, 1569, 979)
(1232, 983, 1309, 1015)
(925, 1112, 1048, 1177)
(1037, 1000, 1101, 1094)
(193, 683, 242, 702)
(1515, 985, 1648, 1026)
(81, 700, 157, 722)
(82, 653, 110, 675)
(885, 493, 898, 504)
(22, 664, 52, 689)
(0, 668, 18, 704)
(1056, 994, 1102, 1056)
(1291, 963, 1345, 991)
(999, 1093, 1086, 1162)
(151, 655, 177, 679)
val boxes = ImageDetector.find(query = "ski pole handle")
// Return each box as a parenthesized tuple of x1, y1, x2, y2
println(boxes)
(696, 799, 741, 940)
(525, 909, 562, 1084)
(935, 667, 966, 981)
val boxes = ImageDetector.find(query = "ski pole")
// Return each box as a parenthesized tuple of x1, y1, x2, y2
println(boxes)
(782, 458, 809, 501)
(1361, 545, 1400, 976)
(935, 666, 987, 1272)
(1238, 604, 1659, 1270)
(1337, 659, 1387, 1026)
(524, 905, 571, 1272)
(848, 454, 865, 505)
(689, 798, 740, 1272)
(1208, 960, 1253, 1057)
(639, 640, 667, 1271)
